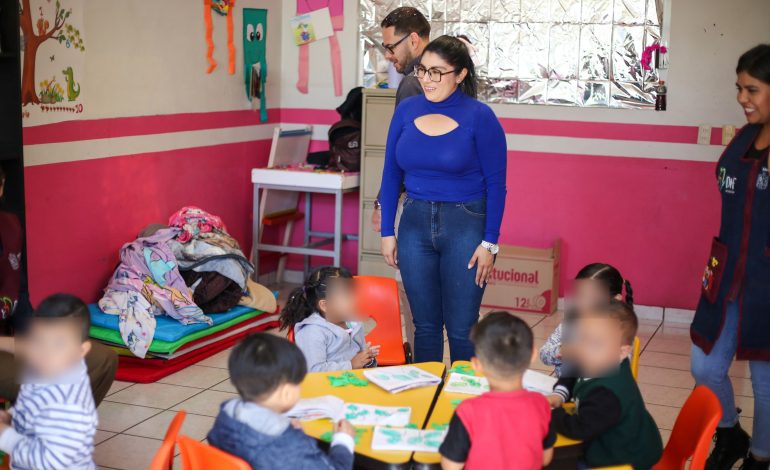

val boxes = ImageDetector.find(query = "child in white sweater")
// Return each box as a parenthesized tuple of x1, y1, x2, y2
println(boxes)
(0, 294, 97, 470)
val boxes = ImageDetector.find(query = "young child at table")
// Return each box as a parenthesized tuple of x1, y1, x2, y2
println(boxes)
(207, 332, 355, 469)
(550, 301, 662, 469)
(439, 311, 556, 469)
(0, 294, 97, 470)
(539, 263, 632, 376)
(280, 266, 379, 372)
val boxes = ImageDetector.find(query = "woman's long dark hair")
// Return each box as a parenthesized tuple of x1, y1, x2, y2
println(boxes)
(737, 44, 770, 85)
(279, 266, 353, 330)
(422, 35, 478, 99)
(575, 263, 633, 306)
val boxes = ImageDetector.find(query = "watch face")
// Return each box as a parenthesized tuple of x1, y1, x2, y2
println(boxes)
(491, 245, 500, 255)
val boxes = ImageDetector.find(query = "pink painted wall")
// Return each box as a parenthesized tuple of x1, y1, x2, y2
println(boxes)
(22, 109, 723, 310)
(500, 151, 720, 309)
(24, 138, 272, 304)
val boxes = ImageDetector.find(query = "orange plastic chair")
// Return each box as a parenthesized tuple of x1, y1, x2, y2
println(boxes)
(178, 435, 250, 470)
(354, 275, 412, 365)
(631, 336, 641, 380)
(148, 410, 186, 470)
(652, 385, 722, 470)
(287, 326, 295, 343)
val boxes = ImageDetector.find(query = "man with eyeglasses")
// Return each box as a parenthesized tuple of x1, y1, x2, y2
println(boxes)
(380, 7, 430, 107)
(372, 7, 430, 232)
(370, 7, 430, 349)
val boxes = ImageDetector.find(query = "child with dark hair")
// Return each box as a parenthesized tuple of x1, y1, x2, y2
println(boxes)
(439, 311, 556, 469)
(280, 266, 379, 372)
(207, 333, 355, 470)
(550, 301, 662, 469)
(0, 294, 97, 470)
(540, 263, 633, 376)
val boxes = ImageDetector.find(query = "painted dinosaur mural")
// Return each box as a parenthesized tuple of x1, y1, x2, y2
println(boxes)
(62, 66, 80, 101)
(19, 0, 85, 106)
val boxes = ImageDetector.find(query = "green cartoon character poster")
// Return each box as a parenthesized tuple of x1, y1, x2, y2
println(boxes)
(243, 8, 267, 122)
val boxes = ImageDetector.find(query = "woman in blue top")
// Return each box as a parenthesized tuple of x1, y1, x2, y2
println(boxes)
(379, 35, 507, 363)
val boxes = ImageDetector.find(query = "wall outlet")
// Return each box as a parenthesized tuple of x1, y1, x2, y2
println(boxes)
(722, 125, 736, 145)
(697, 125, 712, 145)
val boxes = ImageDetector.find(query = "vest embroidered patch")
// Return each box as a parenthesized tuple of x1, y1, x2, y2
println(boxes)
(757, 168, 768, 191)
(718, 167, 738, 194)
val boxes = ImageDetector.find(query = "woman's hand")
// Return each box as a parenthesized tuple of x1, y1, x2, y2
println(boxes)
(468, 245, 494, 287)
(381, 236, 398, 268)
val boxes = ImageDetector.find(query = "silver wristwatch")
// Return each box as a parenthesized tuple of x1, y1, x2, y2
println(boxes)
(481, 241, 499, 255)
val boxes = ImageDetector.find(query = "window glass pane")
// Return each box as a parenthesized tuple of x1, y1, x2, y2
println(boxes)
(360, 0, 665, 108)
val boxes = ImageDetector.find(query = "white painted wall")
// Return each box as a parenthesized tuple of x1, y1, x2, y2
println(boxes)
(79, 0, 283, 119)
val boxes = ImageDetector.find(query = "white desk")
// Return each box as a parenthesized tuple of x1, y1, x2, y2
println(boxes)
(251, 168, 360, 278)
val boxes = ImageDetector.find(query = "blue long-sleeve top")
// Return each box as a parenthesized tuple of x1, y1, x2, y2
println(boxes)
(379, 88, 508, 243)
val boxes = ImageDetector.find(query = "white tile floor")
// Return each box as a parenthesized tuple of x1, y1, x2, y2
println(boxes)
(92, 301, 751, 470)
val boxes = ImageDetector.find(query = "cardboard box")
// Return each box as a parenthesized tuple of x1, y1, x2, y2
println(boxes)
(482, 240, 561, 315)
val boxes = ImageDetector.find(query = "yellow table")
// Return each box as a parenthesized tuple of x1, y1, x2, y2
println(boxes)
(299, 362, 446, 469)
(412, 361, 582, 468)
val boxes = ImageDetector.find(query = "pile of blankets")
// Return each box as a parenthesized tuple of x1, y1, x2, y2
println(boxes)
(98, 207, 276, 358)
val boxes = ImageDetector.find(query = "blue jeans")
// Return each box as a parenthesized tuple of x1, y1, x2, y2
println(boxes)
(397, 197, 486, 363)
(691, 301, 770, 458)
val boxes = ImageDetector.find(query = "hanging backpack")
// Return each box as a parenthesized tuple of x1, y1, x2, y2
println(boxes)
(328, 119, 361, 172)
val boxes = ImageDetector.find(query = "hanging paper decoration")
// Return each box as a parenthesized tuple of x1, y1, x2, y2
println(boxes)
(203, 0, 235, 74)
(295, 0, 344, 96)
(243, 8, 268, 122)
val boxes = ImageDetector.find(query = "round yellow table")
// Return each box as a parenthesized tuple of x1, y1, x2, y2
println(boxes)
(299, 362, 446, 469)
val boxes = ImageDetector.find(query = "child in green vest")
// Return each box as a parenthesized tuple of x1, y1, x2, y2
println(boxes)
(550, 301, 663, 469)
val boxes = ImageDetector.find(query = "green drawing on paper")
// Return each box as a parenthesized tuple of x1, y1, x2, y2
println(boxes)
(375, 373, 390, 380)
(345, 409, 370, 420)
(398, 408, 409, 413)
(448, 364, 475, 376)
(431, 423, 448, 431)
(406, 423, 418, 429)
(407, 435, 423, 445)
(320, 427, 366, 444)
(450, 399, 463, 409)
(327, 371, 369, 388)
(374, 409, 390, 417)
(381, 428, 403, 444)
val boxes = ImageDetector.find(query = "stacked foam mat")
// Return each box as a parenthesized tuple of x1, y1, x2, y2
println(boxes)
(88, 304, 279, 383)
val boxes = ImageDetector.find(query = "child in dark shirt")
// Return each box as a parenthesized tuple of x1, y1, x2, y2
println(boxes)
(207, 333, 355, 470)
(439, 311, 555, 469)
(550, 301, 663, 469)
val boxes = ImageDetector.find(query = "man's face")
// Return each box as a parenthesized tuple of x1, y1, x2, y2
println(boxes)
(382, 26, 413, 73)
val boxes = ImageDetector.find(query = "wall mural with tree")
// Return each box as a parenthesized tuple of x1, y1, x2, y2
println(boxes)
(19, 0, 85, 125)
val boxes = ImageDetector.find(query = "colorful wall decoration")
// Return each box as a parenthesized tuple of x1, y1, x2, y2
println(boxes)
(20, 0, 85, 125)
(243, 8, 267, 122)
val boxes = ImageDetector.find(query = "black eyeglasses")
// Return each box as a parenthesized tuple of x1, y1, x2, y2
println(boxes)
(382, 34, 410, 54)
(413, 65, 460, 83)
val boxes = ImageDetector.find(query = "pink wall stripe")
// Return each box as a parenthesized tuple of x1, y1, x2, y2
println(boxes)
(499, 116, 725, 145)
(22, 109, 282, 145)
(23, 108, 730, 147)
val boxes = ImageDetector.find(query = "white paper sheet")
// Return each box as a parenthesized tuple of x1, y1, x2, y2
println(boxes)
(290, 7, 333, 46)
(443, 373, 490, 396)
(523, 369, 558, 395)
(343, 403, 411, 427)
(371, 426, 447, 452)
(363, 366, 442, 394)
(285, 395, 345, 421)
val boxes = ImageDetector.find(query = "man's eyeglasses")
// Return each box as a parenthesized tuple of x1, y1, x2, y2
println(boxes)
(413, 65, 460, 83)
(382, 34, 410, 54)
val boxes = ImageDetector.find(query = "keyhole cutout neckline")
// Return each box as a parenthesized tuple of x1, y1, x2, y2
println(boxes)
(413, 113, 460, 137)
